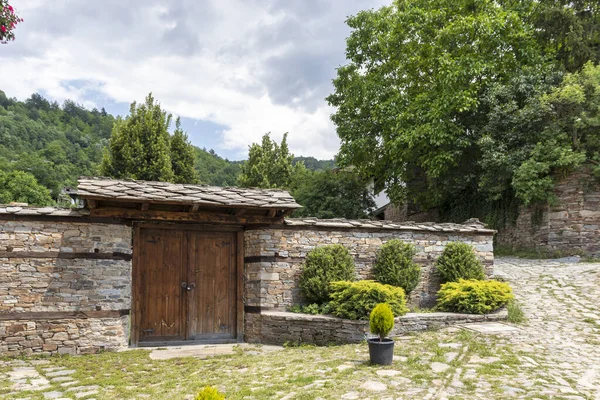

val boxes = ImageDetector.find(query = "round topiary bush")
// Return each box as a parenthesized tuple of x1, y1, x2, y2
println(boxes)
(299, 244, 356, 304)
(436, 279, 514, 314)
(370, 303, 395, 341)
(329, 280, 409, 320)
(435, 242, 485, 283)
(373, 239, 421, 294)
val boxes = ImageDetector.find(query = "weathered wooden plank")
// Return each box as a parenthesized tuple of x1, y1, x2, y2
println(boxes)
(0, 251, 132, 261)
(90, 207, 282, 225)
(0, 310, 129, 321)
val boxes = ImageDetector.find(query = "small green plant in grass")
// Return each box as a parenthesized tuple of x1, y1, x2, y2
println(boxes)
(370, 303, 394, 341)
(299, 244, 356, 304)
(507, 299, 526, 323)
(195, 386, 225, 400)
(436, 242, 485, 283)
(373, 239, 421, 294)
(436, 279, 513, 314)
(329, 280, 409, 320)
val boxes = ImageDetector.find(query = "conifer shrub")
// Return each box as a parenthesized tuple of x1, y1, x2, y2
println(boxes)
(299, 244, 356, 304)
(370, 303, 395, 341)
(195, 386, 225, 400)
(435, 242, 485, 283)
(373, 239, 421, 294)
(329, 280, 409, 320)
(436, 279, 514, 314)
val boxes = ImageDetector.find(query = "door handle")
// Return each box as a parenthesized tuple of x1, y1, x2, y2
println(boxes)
(181, 282, 196, 291)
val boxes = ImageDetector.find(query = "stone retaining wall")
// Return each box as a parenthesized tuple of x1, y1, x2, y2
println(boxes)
(0, 316, 129, 357)
(496, 166, 600, 256)
(244, 219, 495, 310)
(0, 219, 132, 355)
(245, 310, 507, 346)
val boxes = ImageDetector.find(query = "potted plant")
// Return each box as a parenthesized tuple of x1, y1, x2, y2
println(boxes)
(368, 303, 395, 365)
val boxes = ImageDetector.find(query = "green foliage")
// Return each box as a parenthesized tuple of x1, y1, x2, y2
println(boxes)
(0, 170, 53, 205)
(506, 300, 526, 324)
(436, 279, 514, 314)
(293, 157, 335, 171)
(436, 242, 485, 284)
(101, 94, 197, 183)
(373, 240, 421, 294)
(328, 1, 600, 222)
(0, 1, 23, 43)
(299, 245, 356, 304)
(194, 148, 241, 186)
(0, 92, 115, 198)
(369, 303, 394, 341)
(238, 133, 305, 189)
(170, 118, 199, 184)
(287, 303, 332, 315)
(194, 386, 225, 400)
(291, 170, 375, 219)
(329, 280, 409, 320)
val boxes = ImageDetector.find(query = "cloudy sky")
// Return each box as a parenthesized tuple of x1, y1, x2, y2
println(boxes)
(1, 0, 389, 160)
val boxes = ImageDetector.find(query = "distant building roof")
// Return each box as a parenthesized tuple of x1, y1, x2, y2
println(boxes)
(76, 177, 301, 210)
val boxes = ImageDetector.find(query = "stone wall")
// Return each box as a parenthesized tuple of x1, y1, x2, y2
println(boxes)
(0, 219, 132, 355)
(496, 167, 600, 256)
(245, 310, 507, 346)
(244, 219, 495, 313)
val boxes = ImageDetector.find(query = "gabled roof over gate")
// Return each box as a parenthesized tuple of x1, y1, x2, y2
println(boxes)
(75, 177, 301, 224)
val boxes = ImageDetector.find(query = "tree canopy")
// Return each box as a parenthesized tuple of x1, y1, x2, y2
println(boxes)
(0, 170, 53, 206)
(0, 1, 23, 43)
(237, 133, 305, 189)
(100, 93, 199, 183)
(328, 0, 600, 224)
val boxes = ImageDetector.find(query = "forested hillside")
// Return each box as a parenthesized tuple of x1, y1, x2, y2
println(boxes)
(0, 91, 335, 205)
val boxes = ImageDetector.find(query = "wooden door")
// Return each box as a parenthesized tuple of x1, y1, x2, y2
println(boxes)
(135, 227, 238, 345)
(137, 228, 187, 342)
(187, 231, 237, 340)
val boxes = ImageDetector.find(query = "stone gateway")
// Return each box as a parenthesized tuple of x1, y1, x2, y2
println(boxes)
(0, 177, 495, 356)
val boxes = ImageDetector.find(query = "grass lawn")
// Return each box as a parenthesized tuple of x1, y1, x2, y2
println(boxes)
(0, 328, 543, 400)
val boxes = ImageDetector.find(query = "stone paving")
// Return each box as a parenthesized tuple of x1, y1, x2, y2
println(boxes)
(0, 257, 598, 399)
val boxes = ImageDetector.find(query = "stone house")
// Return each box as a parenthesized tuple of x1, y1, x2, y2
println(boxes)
(0, 177, 495, 355)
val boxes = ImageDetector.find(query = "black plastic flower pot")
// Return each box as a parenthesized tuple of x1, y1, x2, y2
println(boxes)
(367, 338, 395, 365)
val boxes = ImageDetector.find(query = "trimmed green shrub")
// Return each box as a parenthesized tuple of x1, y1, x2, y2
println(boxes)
(195, 386, 225, 400)
(436, 242, 485, 283)
(436, 279, 514, 314)
(329, 280, 409, 320)
(287, 303, 333, 315)
(370, 303, 395, 341)
(373, 239, 421, 294)
(299, 244, 356, 304)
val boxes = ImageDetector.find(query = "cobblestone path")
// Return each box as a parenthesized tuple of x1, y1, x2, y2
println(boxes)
(0, 257, 598, 400)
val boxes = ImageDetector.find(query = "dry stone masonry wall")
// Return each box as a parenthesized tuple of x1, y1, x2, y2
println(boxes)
(497, 166, 600, 256)
(0, 219, 132, 356)
(244, 219, 495, 314)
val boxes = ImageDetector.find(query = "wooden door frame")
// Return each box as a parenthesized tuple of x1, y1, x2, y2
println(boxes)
(131, 222, 244, 347)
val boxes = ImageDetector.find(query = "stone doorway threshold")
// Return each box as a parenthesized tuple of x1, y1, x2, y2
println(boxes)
(459, 322, 521, 334)
(125, 343, 283, 360)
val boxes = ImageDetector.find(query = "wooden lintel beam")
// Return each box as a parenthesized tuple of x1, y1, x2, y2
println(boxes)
(235, 209, 247, 217)
(140, 203, 150, 211)
(89, 207, 281, 225)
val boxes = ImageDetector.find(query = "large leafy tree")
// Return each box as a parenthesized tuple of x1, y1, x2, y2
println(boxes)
(101, 94, 197, 183)
(328, 0, 600, 222)
(327, 0, 543, 209)
(292, 170, 375, 219)
(0, 170, 53, 205)
(238, 133, 304, 189)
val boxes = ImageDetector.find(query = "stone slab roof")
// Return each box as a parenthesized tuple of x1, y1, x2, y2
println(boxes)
(0, 206, 89, 217)
(77, 177, 301, 210)
(283, 218, 496, 233)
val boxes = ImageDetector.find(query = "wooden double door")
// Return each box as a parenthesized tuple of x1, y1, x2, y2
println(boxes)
(134, 226, 240, 345)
